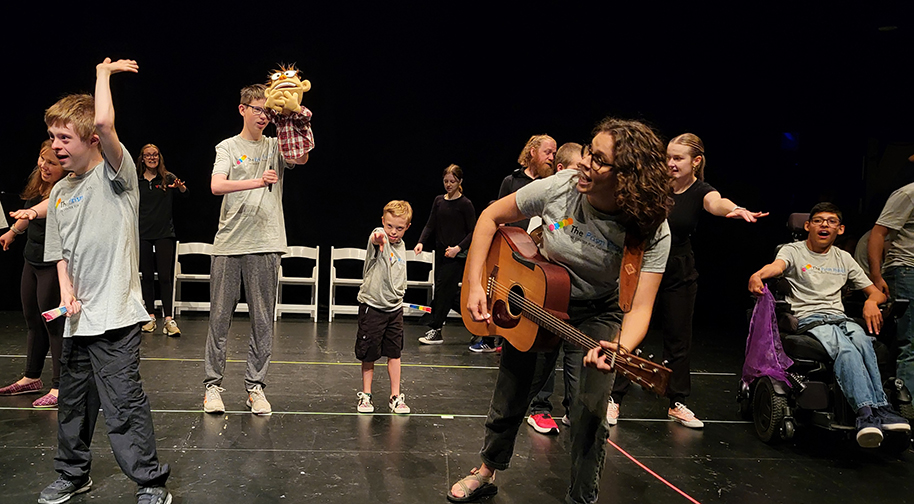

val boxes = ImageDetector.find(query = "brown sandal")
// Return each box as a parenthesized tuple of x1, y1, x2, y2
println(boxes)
(447, 467, 497, 503)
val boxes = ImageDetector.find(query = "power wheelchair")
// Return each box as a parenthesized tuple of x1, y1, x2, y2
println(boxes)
(737, 213, 913, 452)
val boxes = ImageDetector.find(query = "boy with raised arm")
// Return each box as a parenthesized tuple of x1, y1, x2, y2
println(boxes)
(40, 58, 172, 504)
(355, 200, 413, 414)
(203, 83, 311, 416)
(748, 202, 909, 448)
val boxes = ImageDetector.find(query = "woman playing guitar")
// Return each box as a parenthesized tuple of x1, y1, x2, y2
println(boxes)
(447, 117, 673, 504)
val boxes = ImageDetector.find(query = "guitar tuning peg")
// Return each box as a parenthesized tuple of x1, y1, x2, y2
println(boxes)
(661, 359, 670, 366)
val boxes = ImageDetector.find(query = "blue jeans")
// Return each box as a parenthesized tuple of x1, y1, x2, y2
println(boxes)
(479, 297, 621, 504)
(799, 314, 888, 411)
(883, 266, 914, 389)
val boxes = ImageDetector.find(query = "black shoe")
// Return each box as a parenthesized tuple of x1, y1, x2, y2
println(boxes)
(136, 486, 172, 504)
(38, 475, 92, 504)
(875, 406, 911, 432)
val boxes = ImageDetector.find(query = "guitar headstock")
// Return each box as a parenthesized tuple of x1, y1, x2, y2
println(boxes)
(609, 352, 671, 396)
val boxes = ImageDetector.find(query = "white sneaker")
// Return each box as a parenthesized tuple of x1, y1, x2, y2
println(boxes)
(204, 384, 225, 414)
(246, 385, 272, 415)
(389, 393, 411, 414)
(561, 414, 571, 426)
(162, 319, 181, 337)
(606, 398, 619, 426)
(668, 402, 704, 429)
(357, 392, 374, 413)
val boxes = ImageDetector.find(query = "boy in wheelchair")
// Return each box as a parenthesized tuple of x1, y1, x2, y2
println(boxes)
(748, 202, 910, 447)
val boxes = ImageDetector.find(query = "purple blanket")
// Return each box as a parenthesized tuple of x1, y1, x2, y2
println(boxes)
(742, 288, 794, 386)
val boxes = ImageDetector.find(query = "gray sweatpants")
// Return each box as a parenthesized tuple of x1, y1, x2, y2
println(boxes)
(204, 253, 280, 391)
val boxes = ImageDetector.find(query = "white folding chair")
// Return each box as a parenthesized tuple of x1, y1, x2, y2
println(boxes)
(404, 250, 435, 317)
(172, 242, 215, 315)
(275, 246, 320, 321)
(328, 247, 367, 320)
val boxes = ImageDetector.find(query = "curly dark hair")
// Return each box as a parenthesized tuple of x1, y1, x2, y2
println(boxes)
(593, 117, 672, 239)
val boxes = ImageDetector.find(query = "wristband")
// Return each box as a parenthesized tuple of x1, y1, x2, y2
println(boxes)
(11, 226, 24, 235)
(732, 205, 745, 212)
(29, 208, 38, 219)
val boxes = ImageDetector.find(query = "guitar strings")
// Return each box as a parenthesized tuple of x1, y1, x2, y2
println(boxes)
(485, 279, 660, 389)
(487, 281, 612, 356)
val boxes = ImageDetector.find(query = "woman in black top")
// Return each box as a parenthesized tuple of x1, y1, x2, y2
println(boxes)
(0, 141, 66, 407)
(414, 164, 476, 345)
(609, 133, 766, 428)
(137, 144, 187, 336)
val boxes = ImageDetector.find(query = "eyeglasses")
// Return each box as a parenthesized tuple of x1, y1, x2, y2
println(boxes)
(243, 103, 268, 117)
(143, 154, 159, 159)
(581, 143, 613, 173)
(810, 217, 841, 227)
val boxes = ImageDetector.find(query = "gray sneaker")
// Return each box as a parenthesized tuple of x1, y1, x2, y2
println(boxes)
(38, 475, 92, 504)
(246, 385, 272, 415)
(136, 486, 172, 504)
(162, 319, 181, 337)
(419, 328, 443, 345)
(203, 384, 225, 414)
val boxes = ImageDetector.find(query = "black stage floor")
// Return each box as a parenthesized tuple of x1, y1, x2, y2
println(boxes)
(1, 311, 912, 503)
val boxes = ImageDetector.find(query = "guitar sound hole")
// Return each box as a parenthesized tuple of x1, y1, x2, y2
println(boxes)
(507, 285, 525, 317)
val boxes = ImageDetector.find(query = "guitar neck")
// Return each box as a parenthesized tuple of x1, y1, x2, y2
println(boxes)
(511, 291, 670, 395)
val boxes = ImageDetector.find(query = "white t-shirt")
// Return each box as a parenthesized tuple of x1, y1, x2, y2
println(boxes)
(211, 135, 291, 255)
(876, 182, 914, 269)
(776, 241, 872, 320)
(0, 200, 7, 229)
(44, 146, 149, 337)
(515, 169, 670, 300)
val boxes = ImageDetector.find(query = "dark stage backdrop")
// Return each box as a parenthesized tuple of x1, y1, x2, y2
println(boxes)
(1, 4, 912, 334)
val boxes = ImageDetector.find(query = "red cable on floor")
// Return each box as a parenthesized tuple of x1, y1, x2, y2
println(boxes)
(606, 438, 702, 504)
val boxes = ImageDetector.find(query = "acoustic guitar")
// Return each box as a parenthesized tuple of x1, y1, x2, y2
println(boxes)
(461, 226, 671, 395)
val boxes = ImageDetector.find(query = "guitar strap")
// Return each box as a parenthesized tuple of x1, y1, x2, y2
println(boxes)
(619, 233, 646, 313)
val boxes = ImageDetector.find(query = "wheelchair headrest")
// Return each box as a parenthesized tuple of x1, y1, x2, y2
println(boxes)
(787, 213, 809, 232)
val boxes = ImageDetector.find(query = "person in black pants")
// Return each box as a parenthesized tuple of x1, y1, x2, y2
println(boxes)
(609, 133, 766, 428)
(137, 144, 187, 336)
(415, 164, 476, 344)
(0, 141, 66, 408)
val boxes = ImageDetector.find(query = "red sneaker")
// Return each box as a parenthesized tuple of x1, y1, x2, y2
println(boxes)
(527, 412, 559, 435)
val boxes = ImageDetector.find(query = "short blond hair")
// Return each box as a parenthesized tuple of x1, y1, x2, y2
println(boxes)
(240, 84, 267, 104)
(383, 200, 413, 224)
(517, 134, 555, 168)
(45, 94, 97, 143)
(555, 142, 582, 170)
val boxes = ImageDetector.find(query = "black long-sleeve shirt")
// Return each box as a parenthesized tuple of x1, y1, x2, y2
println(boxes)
(417, 194, 476, 252)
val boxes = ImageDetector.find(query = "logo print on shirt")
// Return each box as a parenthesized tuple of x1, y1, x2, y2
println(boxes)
(55, 195, 84, 209)
(236, 155, 248, 165)
(801, 263, 847, 275)
(548, 217, 574, 231)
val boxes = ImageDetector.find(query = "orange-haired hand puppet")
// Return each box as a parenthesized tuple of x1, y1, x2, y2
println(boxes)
(264, 64, 314, 160)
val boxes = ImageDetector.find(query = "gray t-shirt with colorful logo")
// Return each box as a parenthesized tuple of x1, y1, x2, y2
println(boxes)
(212, 135, 291, 256)
(357, 228, 408, 311)
(515, 169, 670, 300)
(776, 241, 872, 320)
(44, 145, 149, 337)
